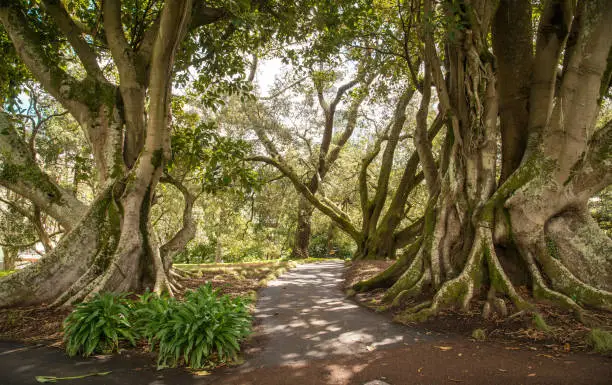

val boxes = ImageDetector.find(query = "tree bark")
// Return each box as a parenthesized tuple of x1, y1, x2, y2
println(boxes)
(292, 197, 313, 258)
(354, 0, 612, 321)
(0, 0, 194, 307)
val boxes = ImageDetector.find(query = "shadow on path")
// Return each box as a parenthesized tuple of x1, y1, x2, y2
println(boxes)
(243, 261, 431, 368)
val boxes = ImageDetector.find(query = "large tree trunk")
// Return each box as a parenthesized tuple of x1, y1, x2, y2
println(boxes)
(1, 247, 17, 271)
(0, 0, 193, 308)
(353, 0, 612, 321)
(292, 197, 313, 259)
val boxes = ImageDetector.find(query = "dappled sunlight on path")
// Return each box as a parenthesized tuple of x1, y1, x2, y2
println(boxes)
(242, 261, 429, 368)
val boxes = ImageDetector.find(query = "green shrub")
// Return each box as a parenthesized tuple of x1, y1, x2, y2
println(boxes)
(0, 270, 15, 278)
(308, 231, 354, 259)
(132, 291, 176, 346)
(151, 284, 252, 368)
(63, 293, 136, 357)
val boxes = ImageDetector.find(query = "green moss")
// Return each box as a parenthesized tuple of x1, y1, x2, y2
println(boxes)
(471, 328, 486, 341)
(532, 313, 551, 332)
(545, 236, 560, 260)
(586, 329, 612, 354)
(151, 149, 164, 168)
(0, 163, 62, 204)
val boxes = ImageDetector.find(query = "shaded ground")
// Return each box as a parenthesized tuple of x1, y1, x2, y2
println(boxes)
(345, 260, 612, 350)
(0, 261, 610, 384)
(0, 261, 295, 344)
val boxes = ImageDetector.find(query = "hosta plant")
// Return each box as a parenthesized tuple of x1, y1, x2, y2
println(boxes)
(63, 292, 136, 357)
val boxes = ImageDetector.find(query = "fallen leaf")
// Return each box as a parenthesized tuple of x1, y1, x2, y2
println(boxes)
(35, 372, 111, 383)
(435, 346, 453, 351)
(536, 354, 556, 359)
(527, 373, 537, 377)
(457, 353, 463, 357)
(505, 347, 520, 350)
(417, 367, 423, 373)
(194, 371, 210, 376)
(563, 343, 571, 352)
(498, 369, 508, 373)
(448, 377, 462, 382)
(366, 345, 376, 352)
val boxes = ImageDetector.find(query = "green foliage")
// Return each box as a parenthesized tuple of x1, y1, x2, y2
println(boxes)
(308, 230, 353, 259)
(63, 287, 254, 367)
(131, 290, 176, 346)
(174, 242, 217, 264)
(586, 328, 612, 354)
(148, 284, 252, 368)
(169, 110, 260, 196)
(63, 293, 136, 357)
(0, 270, 15, 277)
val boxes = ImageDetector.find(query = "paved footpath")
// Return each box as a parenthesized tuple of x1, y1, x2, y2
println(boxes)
(1, 261, 610, 385)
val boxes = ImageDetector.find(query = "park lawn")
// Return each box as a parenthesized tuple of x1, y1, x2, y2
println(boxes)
(0, 259, 320, 346)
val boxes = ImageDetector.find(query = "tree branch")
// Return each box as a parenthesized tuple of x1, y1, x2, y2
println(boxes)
(42, 0, 105, 81)
(0, 113, 87, 231)
(249, 155, 361, 241)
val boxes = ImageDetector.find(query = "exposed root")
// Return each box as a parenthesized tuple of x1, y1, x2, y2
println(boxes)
(482, 230, 531, 311)
(380, 269, 431, 312)
(483, 287, 508, 319)
(534, 238, 612, 312)
(394, 228, 488, 323)
(353, 239, 422, 293)
(522, 248, 584, 320)
(381, 249, 425, 303)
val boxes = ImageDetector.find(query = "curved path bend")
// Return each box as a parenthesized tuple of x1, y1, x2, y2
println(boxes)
(1, 261, 610, 385)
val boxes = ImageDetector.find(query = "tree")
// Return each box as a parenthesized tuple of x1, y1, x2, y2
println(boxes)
(353, 0, 612, 320)
(249, 59, 375, 257)
(0, 0, 274, 307)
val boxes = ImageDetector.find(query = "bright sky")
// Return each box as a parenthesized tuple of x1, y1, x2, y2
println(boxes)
(255, 58, 284, 97)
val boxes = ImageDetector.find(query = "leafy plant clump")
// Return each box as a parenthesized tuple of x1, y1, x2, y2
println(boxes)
(62, 284, 253, 368)
(63, 293, 136, 357)
(151, 284, 252, 368)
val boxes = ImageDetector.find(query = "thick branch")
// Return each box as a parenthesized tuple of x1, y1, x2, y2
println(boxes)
(159, 174, 196, 264)
(0, 114, 88, 230)
(42, 0, 105, 81)
(0, 3, 91, 123)
(249, 155, 361, 241)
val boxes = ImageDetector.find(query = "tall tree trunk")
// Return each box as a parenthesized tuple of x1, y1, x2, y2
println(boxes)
(292, 197, 313, 259)
(1, 247, 17, 271)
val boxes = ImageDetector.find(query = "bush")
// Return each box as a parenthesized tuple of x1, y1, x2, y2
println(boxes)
(144, 284, 252, 368)
(63, 293, 136, 357)
(131, 291, 176, 346)
(63, 285, 253, 368)
(308, 231, 353, 259)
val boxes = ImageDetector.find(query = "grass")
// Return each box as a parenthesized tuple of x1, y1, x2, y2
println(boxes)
(0, 270, 15, 278)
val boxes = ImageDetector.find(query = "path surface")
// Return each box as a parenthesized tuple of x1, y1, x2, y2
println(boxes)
(0, 261, 610, 385)
(243, 261, 427, 367)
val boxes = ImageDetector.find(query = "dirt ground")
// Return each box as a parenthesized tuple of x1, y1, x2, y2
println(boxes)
(0, 261, 294, 344)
